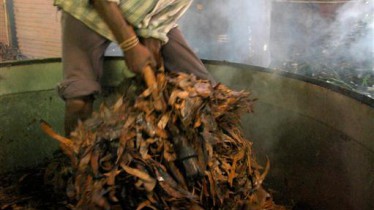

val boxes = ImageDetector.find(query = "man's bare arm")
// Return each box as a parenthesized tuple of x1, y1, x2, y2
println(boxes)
(91, 0, 155, 73)
(91, 1, 135, 43)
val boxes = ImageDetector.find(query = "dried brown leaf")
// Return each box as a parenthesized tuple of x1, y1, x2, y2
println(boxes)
(228, 150, 245, 187)
(157, 112, 170, 129)
(136, 200, 157, 210)
(113, 96, 124, 112)
(121, 164, 156, 193)
(168, 90, 189, 106)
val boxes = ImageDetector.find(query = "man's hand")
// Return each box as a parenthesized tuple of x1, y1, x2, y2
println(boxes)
(124, 42, 156, 74)
(141, 37, 162, 69)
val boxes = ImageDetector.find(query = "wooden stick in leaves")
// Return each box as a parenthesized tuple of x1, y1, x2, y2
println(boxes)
(142, 65, 166, 112)
(40, 120, 77, 167)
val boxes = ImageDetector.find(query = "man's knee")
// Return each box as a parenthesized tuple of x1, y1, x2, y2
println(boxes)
(64, 96, 94, 136)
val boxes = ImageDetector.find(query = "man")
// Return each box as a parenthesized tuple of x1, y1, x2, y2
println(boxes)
(54, 0, 215, 136)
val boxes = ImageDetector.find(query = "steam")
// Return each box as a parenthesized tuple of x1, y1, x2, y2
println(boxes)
(179, 0, 272, 67)
(332, 1, 374, 65)
(179, 1, 373, 81)
(269, 1, 373, 71)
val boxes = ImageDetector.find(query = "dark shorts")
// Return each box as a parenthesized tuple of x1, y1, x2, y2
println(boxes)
(58, 13, 215, 100)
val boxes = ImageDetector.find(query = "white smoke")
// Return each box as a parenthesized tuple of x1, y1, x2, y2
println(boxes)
(332, 1, 374, 64)
(179, 0, 272, 67)
(180, 0, 373, 74)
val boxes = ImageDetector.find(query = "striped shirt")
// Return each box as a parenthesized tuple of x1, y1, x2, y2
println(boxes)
(54, 0, 192, 43)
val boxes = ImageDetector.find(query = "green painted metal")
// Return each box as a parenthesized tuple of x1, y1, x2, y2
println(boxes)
(1, 58, 373, 209)
(0, 59, 63, 175)
(0, 60, 62, 95)
(0, 58, 130, 174)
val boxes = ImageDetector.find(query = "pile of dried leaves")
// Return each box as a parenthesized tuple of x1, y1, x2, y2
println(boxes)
(42, 70, 284, 210)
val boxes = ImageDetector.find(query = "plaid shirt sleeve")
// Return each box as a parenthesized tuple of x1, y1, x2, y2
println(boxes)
(54, 0, 191, 44)
(136, 0, 192, 43)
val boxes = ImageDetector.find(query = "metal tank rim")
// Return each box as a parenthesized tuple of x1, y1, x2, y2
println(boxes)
(2, 57, 373, 108)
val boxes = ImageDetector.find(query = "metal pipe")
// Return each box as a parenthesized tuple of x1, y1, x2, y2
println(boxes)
(3, 0, 10, 45)
(4, 0, 17, 48)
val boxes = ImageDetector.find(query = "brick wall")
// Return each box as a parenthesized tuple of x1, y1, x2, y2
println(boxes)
(13, 0, 62, 58)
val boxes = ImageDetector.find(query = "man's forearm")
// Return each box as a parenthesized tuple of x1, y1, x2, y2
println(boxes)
(91, 0, 155, 74)
(91, 0, 136, 43)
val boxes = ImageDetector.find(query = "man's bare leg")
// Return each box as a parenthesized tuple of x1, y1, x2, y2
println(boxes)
(64, 96, 93, 137)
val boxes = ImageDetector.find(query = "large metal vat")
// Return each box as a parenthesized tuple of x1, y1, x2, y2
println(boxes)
(1, 58, 373, 210)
